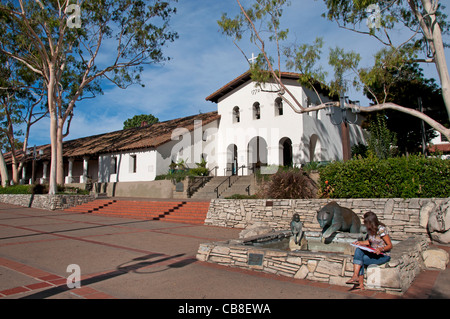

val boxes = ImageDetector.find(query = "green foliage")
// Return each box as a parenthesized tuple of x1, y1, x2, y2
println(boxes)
(156, 158, 210, 182)
(0, 184, 89, 195)
(155, 171, 189, 183)
(318, 155, 450, 198)
(328, 46, 361, 95)
(225, 194, 258, 199)
(367, 112, 397, 159)
(302, 161, 330, 172)
(190, 157, 209, 176)
(322, 0, 450, 45)
(218, 0, 290, 73)
(284, 37, 328, 91)
(31, 183, 47, 194)
(362, 61, 447, 154)
(0, 53, 43, 153)
(189, 167, 209, 177)
(351, 143, 368, 158)
(0, 185, 32, 194)
(123, 114, 159, 129)
(359, 47, 412, 100)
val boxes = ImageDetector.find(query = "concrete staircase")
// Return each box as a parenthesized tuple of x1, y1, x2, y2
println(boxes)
(220, 175, 254, 198)
(190, 175, 254, 199)
(63, 199, 210, 225)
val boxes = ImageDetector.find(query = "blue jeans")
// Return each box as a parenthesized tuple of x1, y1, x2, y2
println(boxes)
(353, 248, 391, 275)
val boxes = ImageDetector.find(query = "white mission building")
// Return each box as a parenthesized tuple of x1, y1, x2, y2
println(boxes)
(5, 71, 366, 193)
(204, 71, 365, 176)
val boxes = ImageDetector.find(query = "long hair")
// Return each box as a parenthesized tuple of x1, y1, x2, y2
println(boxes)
(363, 211, 385, 236)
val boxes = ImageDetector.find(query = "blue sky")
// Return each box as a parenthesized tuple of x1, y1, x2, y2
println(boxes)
(27, 0, 450, 146)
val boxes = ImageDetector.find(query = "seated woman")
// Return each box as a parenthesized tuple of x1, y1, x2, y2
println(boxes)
(346, 211, 393, 290)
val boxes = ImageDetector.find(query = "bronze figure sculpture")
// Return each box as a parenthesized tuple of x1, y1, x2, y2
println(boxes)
(290, 213, 303, 244)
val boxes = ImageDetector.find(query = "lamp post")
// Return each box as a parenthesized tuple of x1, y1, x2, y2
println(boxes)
(327, 91, 360, 161)
(26, 145, 43, 184)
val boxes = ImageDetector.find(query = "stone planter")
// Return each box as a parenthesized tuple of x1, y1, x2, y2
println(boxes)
(0, 194, 95, 210)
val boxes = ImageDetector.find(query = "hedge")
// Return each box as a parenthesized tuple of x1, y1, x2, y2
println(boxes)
(318, 155, 450, 198)
(0, 185, 31, 194)
(0, 184, 89, 195)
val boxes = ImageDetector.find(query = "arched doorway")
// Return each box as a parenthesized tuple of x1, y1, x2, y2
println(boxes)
(247, 136, 268, 173)
(280, 137, 293, 167)
(227, 144, 238, 175)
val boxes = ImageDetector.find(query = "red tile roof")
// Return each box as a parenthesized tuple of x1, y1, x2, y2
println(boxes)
(3, 111, 220, 164)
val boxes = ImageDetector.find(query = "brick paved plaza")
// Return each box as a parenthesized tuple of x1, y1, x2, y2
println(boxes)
(0, 202, 449, 304)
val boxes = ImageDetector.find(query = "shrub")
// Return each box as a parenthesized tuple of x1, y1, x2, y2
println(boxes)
(225, 194, 258, 199)
(0, 185, 32, 194)
(0, 184, 88, 195)
(31, 184, 48, 194)
(189, 167, 209, 176)
(257, 167, 317, 199)
(155, 167, 210, 183)
(318, 155, 450, 198)
(351, 143, 368, 158)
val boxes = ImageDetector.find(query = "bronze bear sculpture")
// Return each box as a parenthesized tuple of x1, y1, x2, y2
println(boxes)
(316, 201, 361, 239)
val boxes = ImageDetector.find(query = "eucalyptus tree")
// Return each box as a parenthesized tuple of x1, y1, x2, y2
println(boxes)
(218, 0, 450, 141)
(0, 0, 178, 194)
(0, 54, 47, 185)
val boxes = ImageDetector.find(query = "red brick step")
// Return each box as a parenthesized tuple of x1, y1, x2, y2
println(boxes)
(63, 199, 210, 225)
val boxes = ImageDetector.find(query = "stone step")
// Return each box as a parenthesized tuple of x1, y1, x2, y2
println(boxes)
(190, 175, 254, 199)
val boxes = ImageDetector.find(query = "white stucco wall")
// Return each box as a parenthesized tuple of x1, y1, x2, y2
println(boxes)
(214, 77, 365, 175)
(98, 119, 220, 182)
(155, 119, 220, 176)
(99, 149, 158, 183)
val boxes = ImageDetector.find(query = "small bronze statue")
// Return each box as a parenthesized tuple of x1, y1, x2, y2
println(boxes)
(316, 201, 361, 239)
(290, 213, 303, 245)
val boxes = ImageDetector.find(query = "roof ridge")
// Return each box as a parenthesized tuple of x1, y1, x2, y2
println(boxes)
(205, 70, 302, 103)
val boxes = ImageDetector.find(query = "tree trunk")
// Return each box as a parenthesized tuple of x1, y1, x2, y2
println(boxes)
(429, 13, 450, 121)
(0, 151, 9, 187)
(11, 158, 18, 185)
(419, 0, 450, 120)
(48, 63, 58, 195)
(56, 119, 65, 186)
(49, 115, 58, 194)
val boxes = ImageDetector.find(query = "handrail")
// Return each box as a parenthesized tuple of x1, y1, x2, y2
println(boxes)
(214, 174, 240, 198)
(187, 176, 212, 197)
(214, 176, 230, 198)
(208, 166, 219, 176)
(214, 165, 247, 198)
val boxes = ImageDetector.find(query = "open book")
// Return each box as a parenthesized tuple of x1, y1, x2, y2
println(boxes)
(350, 243, 385, 255)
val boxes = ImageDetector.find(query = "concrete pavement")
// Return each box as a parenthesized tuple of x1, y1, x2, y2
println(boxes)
(0, 201, 449, 303)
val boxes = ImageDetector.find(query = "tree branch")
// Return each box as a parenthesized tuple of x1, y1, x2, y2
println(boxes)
(236, 0, 305, 110)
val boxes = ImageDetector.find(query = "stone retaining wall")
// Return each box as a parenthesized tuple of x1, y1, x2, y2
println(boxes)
(196, 235, 429, 295)
(0, 194, 95, 210)
(205, 198, 448, 241)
